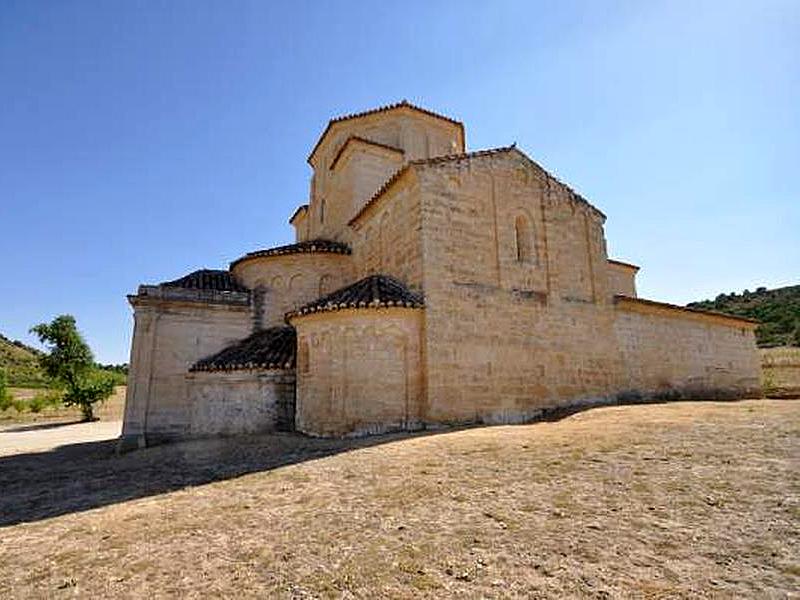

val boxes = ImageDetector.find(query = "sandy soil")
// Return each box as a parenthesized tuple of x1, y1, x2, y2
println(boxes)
(0, 399, 797, 598)
(0, 419, 122, 457)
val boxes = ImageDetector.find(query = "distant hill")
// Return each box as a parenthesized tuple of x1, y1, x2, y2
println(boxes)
(0, 333, 128, 387)
(687, 285, 800, 347)
(0, 333, 49, 387)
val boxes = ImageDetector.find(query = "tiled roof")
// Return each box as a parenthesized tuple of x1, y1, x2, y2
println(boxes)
(308, 100, 465, 165)
(287, 274, 424, 319)
(329, 136, 404, 171)
(160, 269, 248, 292)
(191, 326, 296, 372)
(230, 239, 351, 270)
(348, 144, 606, 226)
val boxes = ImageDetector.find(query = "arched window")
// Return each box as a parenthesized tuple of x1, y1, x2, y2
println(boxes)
(514, 215, 534, 263)
(320, 198, 326, 224)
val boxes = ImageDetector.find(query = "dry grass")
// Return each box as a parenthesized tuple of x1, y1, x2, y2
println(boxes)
(1, 399, 798, 598)
(0, 386, 126, 424)
(762, 347, 800, 398)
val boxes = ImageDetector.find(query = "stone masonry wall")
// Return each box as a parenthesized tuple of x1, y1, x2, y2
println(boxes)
(232, 253, 354, 328)
(306, 109, 462, 241)
(614, 298, 761, 398)
(292, 308, 424, 437)
(186, 370, 295, 436)
(607, 262, 638, 297)
(348, 172, 424, 292)
(418, 152, 626, 424)
(322, 143, 404, 241)
(122, 291, 251, 445)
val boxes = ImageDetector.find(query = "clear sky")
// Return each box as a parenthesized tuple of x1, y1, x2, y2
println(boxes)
(1, 1, 798, 363)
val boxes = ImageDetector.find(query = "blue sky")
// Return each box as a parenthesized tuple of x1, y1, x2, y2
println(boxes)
(1, 1, 798, 363)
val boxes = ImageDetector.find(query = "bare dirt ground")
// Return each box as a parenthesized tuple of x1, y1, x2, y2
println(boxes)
(0, 419, 121, 457)
(0, 399, 797, 598)
(0, 387, 124, 456)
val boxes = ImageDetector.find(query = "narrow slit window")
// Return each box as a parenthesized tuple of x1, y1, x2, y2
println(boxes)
(299, 340, 310, 374)
(515, 215, 533, 263)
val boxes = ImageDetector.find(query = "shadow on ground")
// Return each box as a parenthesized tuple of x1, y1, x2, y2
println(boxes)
(0, 397, 757, 528)
(0, 429, 435, 527)
(1, 420, 86, 433)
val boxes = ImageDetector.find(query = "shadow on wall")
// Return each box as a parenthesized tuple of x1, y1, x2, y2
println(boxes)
(0, 388, 760, 528)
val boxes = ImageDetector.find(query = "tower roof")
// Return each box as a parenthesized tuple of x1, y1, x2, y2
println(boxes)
(308, 100, 464, 165)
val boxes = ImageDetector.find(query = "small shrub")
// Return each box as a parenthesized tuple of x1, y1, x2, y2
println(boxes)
(25, 390, 63, 413)
(27, 395, 46, 413)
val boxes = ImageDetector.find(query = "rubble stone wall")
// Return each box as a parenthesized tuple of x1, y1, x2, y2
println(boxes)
(185, 370, 295, 437)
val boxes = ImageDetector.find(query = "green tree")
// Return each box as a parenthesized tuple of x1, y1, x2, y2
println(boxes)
(30, 315, 114, 421)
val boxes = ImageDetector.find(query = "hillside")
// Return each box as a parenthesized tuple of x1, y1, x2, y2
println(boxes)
(687, 284, 800, 347)
(0, 334, 49, 387)
(0, 333, 128, 388)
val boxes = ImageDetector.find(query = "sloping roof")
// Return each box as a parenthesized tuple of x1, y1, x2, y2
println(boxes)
(614, 295, 759, 326)
(288, 204, 308, 224)
(607, 258, 640, 271)
(329, 136, 404, 171)
(348, 144, 606, 226)
(348, 146, 516, 225)
(191, 326, 296, 372)
(160, 269, 248, 292)
(230, 239, 351, 270)
(287, 274, 424, 319)
(308, 100, 464, 165)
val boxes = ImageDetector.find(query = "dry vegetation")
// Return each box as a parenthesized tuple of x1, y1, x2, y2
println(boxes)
(0, 399, 798, 598)
(762, 347, 800, 399)
(0, 386, 126, 424)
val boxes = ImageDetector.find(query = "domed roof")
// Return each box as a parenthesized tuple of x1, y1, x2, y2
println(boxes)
(230, 239, 351, 270)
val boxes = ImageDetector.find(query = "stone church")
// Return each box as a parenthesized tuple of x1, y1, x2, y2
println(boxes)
(120, 101, 760, 449)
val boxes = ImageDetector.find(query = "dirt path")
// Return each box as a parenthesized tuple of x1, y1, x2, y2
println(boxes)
(0, 420, 122, 457)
